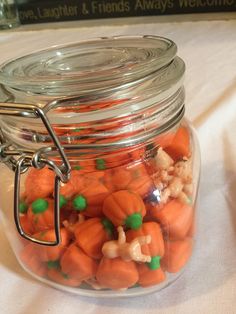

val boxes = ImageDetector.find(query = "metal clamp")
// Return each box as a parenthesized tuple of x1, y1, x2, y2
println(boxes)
(0, 102, 71, 181)
(14, 156, 61, 246)
(0, 102, 71, 246)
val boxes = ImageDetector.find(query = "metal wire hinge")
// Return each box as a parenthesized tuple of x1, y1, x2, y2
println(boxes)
(0, 102, 71, 246)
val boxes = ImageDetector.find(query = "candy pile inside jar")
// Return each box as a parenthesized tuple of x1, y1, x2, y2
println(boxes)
(19, 123, 194, 291)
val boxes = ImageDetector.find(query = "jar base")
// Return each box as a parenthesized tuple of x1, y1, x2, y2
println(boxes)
(17, 256, 185, 298)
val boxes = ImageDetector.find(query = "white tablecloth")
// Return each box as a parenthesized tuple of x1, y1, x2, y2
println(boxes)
(0, 16, 236, 314)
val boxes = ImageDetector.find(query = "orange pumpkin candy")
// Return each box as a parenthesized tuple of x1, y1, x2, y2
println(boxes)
(74, 217, 114, 259)
(165, 126, 191, 161)
(72, 175, 109, 217)
(126, 222, 164, 272)
(60, 170, 85, 199)
(27, 198, 54, 232)
(137, 264, 166, 287)
(126, 222, 165, 258)
(161, 238, 193, 273)
(128, 162, 148, 178)
(20, 243, 47, 277)
(102, 190, 146, 230)
(34, 228, 70, 262)
(47, 268, 82, 287)
(96, 257, 139, 290)
(127, 163, 154, 198)
(153, 130, 176, 149)
(127, 176, 154, 199)
(24, 168, 55, 203)
(151, 199, 193, 240)
(103, 166, 132, 192)
(20, 214, 34, 235)
(60, 244, 98, 281)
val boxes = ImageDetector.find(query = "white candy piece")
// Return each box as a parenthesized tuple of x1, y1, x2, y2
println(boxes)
(102, 226, 152, 263)
(174, 159, 192, 184)
(153, 149, 193, 204)
(154, 148, 174, 170)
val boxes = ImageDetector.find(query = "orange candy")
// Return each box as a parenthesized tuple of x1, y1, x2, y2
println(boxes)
(96, 257, 139, 290)
(152, 199, 193, 240)
(154, 131, 176, 149)
(127, 176, 154, 198)
(126, 222, 165, 257)
(137, 264, 166, 287)
(81, 182, 109, 209)
(24, 168, 55, 203)
(20, 214, 34, 235)
(165, 126, 191, 160)
(60, 244, 98, 281)
(19, 122, 195, 291)
(73, 175, 109, 217)
(74, 217, 114, 259)
(60, 170, 85, 199)
(103, 190, 146, 230)
(20, 243, 47, 277)
(128, 162, 149, 178)
(161, 238, 193, 273)
(34, 228, 70, 262)
(27, 198, 55, 232)
(103, 167, 132, 192)
(47, 268, 82, 287)
(127, 163, 154, 198)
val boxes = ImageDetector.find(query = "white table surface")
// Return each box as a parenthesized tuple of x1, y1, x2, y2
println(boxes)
(0, 15, 236, 314)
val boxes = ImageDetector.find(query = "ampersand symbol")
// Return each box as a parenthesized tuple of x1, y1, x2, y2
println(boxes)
(82, 3, 89, 15)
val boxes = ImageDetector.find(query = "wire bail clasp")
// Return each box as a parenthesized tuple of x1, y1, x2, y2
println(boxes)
(14, 156, 61, 246)
(0, 102, 71, 246)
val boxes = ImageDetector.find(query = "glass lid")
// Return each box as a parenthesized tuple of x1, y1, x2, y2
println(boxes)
(0, 35, 177, 96)
(0, 36, 185, 150)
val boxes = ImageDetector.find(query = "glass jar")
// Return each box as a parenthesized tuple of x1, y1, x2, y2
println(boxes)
(0, 36, 200, 297)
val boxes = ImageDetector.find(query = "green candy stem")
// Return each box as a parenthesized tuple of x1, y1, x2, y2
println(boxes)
(147, 256, 161, 270)
(32, 198, 48, 214)
(73, 195, 87, 211)
(62, 272, 70, 279)
(125, 213, 142, 230)
(59, 195, 67, 208)
(46, 260, 60, 269)
(74, 165, 82, 170)
(19, 202, 28, 214)
(72, 128, 82, 133)
(96, 158, 106, 170)
(101, 218, 114, 236)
